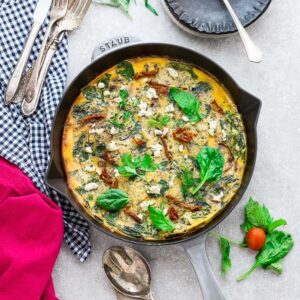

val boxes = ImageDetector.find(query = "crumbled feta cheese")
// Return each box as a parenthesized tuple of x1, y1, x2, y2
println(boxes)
(98, 82, 105, 89)
(145, 88, 158, 100)
(213, 192, 224, 202)
(140, 200, 155, 211)
(154, 129, 163, 136)
(184, 154, 188, 159)
(113, 97, 122, 103)
(162, 128, 169, 136)
(103, 90, 111, 97)
(147, 185, 161, 195)
(84, 165, 95, 172)
(138, 101, 154, 117)
(96, 169, 102, 176)
(178, 145, 184, 152)
(114, 168, 120, 178)
(208, 119, 218, 136)
(84, 146, 92, 153)
(165, 103, 175, 113)
(110, 127, 119, 135)
(222, 129, 227, 141)
(89, 128, 104, 135)
(107, 141, 119, 151)
(167, 67, 178, 78)
(150, 143, 163, 157)
(182, 115, 189, 122)
(84, 182, 98, 192)
(143, 78, 149, 83)
(163, 208, 168, 215)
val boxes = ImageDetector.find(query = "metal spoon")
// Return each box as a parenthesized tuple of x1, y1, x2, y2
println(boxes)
(103, 246, 157, 300)
(221, 0, 263, 63)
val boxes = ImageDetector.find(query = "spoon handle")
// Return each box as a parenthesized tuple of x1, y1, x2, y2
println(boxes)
(222, 0, 263, 63)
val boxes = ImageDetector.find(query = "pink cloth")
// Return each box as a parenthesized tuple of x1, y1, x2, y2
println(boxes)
(0, 157, 63, 300)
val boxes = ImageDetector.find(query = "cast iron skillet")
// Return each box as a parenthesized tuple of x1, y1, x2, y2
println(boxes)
(46, 41, 261, 300)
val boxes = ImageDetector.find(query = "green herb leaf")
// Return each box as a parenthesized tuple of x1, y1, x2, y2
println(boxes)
(237, 231, 294, 281)
(192, 82, 212, 94)
(99, 73, 111, 88)
(119, 89, 129, 108)
(192, 146, 224, 195)
(117, 61, 134, 81)
(178, 165, 195, 196)
(96, 189, 129, 211)
(82, 86, 102, 101)
(220, 238, 231, 275)
(265, 261, 283, 275)
(169, 61, 197, 79)
(148, 115, 170, 129)
(148, 206, 174, 232)
(241, 197, 287, 233)
(140, 154, 157, 172)
(145, 0, 158, 16)
(168, 87, 202, 122)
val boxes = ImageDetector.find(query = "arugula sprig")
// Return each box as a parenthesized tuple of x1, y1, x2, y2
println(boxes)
(211, 197, 292, 280)
(117, 153, 157, 182)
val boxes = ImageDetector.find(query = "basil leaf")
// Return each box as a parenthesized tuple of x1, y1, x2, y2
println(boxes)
(241, 197, 287, 233)
(145, 0, 158, 16)
(168, 87, 202, 122)
(192, 146, 224, 195)
(237, 231, 294, 281)
(220, 238, 231, 275)
(96, 189, 129, 211)
(117, 61, 134, 81)
(148, 206, 174, 232)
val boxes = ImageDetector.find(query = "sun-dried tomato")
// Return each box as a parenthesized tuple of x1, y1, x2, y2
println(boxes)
(124, 206, 142, 223)
(81, 113, 106, 123)
(100, 166, 118, 188)
(134, 68, 159, 80)
(172, 128, 195, 143)
(148, 81, 170, 96)
(166, 194, 201, 212)
(168, 206, 179, 221)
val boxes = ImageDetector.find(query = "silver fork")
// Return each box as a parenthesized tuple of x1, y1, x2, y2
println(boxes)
(22, 0, 91, 116)
(20, 0, 69, 105)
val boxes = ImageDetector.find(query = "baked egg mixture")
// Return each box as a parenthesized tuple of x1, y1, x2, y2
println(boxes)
(62, 57, 247, 240)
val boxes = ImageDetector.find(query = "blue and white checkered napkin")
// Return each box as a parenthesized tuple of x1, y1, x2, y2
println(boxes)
(0, 0, 91, 261)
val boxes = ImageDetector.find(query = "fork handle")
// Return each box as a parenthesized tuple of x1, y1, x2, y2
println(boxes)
(24, 19, 57, 104)
(22, 33, 64, 116)
(5, 21, 41, 105)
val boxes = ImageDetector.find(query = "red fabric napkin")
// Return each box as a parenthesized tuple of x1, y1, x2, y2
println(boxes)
(0, 157, 63, 300)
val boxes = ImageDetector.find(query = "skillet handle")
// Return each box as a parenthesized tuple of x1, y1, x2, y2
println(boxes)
(181, 235, 226, 300)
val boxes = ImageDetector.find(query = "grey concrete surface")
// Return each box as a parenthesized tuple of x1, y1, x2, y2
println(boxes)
(52, 0, 300, 299)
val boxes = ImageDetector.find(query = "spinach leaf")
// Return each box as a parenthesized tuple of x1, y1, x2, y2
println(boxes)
(237, 231, 293, 281)
(192, 82, 212, 94)
(158, 179, 169, 195)
(265, 261, 283, 275)
(119, 89, 129, 109)
(145, 0, 158, 16)
(169, 87, 202, 122)
(99, 73, 111, 88)
(121, 224, 143, 237)
(82, 86, 102, 101)
(169, 61, 197, 79)
(192, 146, 224, 195)
(96, 189, 129, 211)
(178, 165, 195, 196)
(220, 238, 231, 275)
(241, 197, 287, 233)
(116, 61, 134, 81)
(117, 153, 157, 180)
(148, 206, 174, 232)
(73, 133, 89, 162)
(148, 115, 170, 129)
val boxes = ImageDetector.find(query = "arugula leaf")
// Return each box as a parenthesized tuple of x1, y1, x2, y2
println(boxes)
(96, 189, 129, 211)
(117, 61, 134, 81)
(168, 87, 202, 122)
(220, 238, 231, 275)
(148, 115, 170, 129)
(117, 153, 157, 179)
(237, 231, 293, 281)
(119, 89, 129, 108)
(148, 206, 174, 232)
(192, 146, 224, 195)
(241, 197, 287, 233)
(178, 165, 195, 196)
(145, 0, 158, 16)
(169, 61, 197, 79)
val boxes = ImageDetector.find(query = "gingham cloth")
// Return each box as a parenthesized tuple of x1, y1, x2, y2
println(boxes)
(0, 0, 91, 261)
